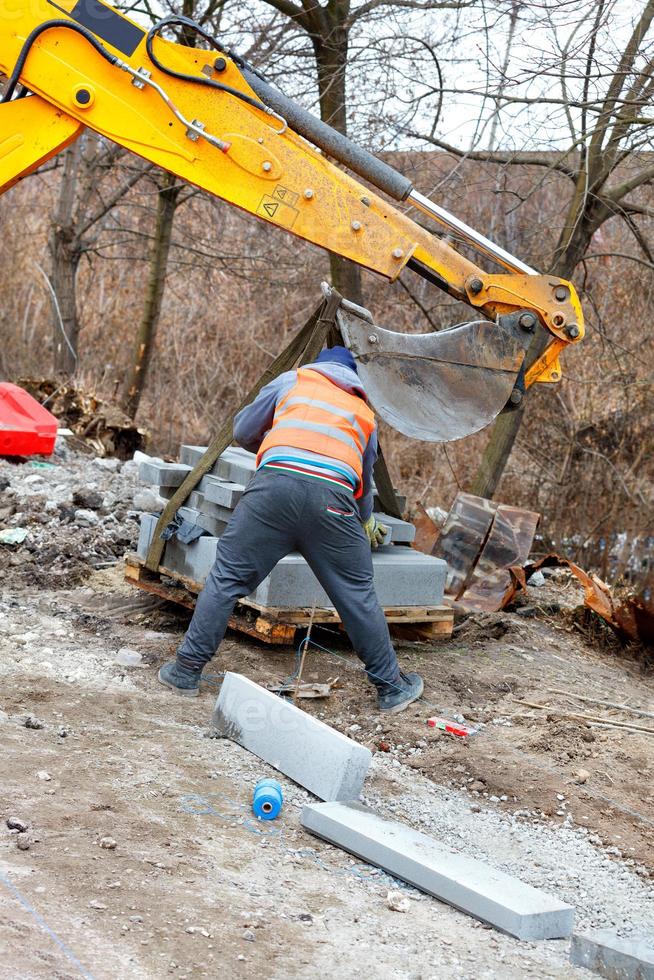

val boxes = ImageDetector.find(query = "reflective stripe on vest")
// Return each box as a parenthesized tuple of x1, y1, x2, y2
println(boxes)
(256, 368, 376, 496)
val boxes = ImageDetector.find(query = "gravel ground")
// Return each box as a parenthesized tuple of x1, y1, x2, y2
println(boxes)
(1, 445, 653, 978)
(364, 765, 654, 938)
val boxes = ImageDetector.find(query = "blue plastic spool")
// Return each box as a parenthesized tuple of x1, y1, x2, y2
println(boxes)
(252, 778, 283, 821)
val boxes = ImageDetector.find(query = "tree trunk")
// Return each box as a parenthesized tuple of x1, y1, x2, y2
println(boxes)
(313, 29, 364, 306)
(49, 141, 82, 376)
(470, 198, 597, 499)
(121, 172, 181, 419)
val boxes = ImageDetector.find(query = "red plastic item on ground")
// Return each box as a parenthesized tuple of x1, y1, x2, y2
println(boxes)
(427, 716, 478, 737)
(0, 383, 58, 457)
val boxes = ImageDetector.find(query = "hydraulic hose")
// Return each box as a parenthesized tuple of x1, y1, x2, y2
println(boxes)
(1, 19, 120, 103)
(1, 14, 284, 132)
(145, 17, 286, 129)
(148, 15, 413, 202)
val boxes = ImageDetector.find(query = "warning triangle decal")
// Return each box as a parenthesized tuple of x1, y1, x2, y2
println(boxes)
(263, 202, 279, 217)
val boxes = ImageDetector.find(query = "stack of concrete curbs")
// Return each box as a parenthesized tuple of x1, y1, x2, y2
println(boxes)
(214, 672, 576, 942)
(135, 444, 447, 609)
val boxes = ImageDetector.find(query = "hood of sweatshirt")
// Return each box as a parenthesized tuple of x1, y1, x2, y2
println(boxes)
(303, 361, 369, 403)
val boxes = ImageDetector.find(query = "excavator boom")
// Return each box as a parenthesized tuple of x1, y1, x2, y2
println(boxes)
(0, 1, 584, 442)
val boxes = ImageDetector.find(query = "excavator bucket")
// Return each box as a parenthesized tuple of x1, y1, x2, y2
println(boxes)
(337, 303, 533, 443)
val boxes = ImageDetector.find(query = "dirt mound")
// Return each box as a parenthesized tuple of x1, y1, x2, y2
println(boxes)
(0, 441, 143, 589)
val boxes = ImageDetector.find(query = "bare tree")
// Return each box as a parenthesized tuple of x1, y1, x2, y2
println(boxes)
(46, 136, 148, 375)
(409, 0, 654, 497)
(121, 172, 183, 417)
(251, 0, 471, 304)
(119, 0, 227, 418)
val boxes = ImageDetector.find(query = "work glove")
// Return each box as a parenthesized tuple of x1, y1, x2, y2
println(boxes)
(363, 515, 388, 549)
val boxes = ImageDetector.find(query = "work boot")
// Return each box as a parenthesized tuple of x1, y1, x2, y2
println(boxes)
(158, 660, 202, 698)
(377, 671, 424, 714)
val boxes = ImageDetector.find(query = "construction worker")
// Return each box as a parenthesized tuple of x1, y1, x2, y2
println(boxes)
(158, 346, 424, 712)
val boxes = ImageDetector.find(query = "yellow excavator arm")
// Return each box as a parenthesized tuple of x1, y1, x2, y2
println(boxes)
(0, 1, 584, 442)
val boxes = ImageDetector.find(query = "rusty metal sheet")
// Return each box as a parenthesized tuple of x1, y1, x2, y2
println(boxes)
(522, 555, 654, 647)
(412, 502, 442, 555)
(617, 598, 654, 647)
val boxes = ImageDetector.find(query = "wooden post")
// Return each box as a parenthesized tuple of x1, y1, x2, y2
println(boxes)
(372, 447, 403, 519)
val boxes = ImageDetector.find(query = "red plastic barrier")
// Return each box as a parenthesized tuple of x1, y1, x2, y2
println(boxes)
(0, 383, 58, 457)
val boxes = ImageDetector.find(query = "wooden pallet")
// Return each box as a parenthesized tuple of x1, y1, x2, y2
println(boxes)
(124, 553, 453, 645)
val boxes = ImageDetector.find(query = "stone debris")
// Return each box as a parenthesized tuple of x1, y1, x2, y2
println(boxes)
(73, 489, 104, 510)
(100, 836, 117, 849)
(24, 716, 44, 730)
(115, 648, 143, 667)
(6, 817, 29, 832)
(0, 527, 28, 545)
(74, 509, 100, 528)
(94, 457, 121, 472)
(386, 890, 411, 912)
(132, 488, 165, 513)
(0, 446, 141, 588)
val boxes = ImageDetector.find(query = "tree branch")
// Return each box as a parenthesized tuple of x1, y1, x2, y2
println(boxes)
(77, 163, 153, 239)
(404, 132, 579, 179)
(583, 251, 654, 272)
(434, 86, 654, 113)
(397, 276, 438, 329)
(621, 211, 654, 265)
(587, 0, 654, 180)
(260, 0, 307, 25)
(349, 0, 473, 19)
(605, 162, 654, 203)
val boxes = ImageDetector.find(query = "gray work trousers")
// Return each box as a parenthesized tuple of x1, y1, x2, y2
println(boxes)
(177, 468, 401, 689)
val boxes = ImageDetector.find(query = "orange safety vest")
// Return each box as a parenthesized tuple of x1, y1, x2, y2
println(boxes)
(256, 367, 376, 497)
